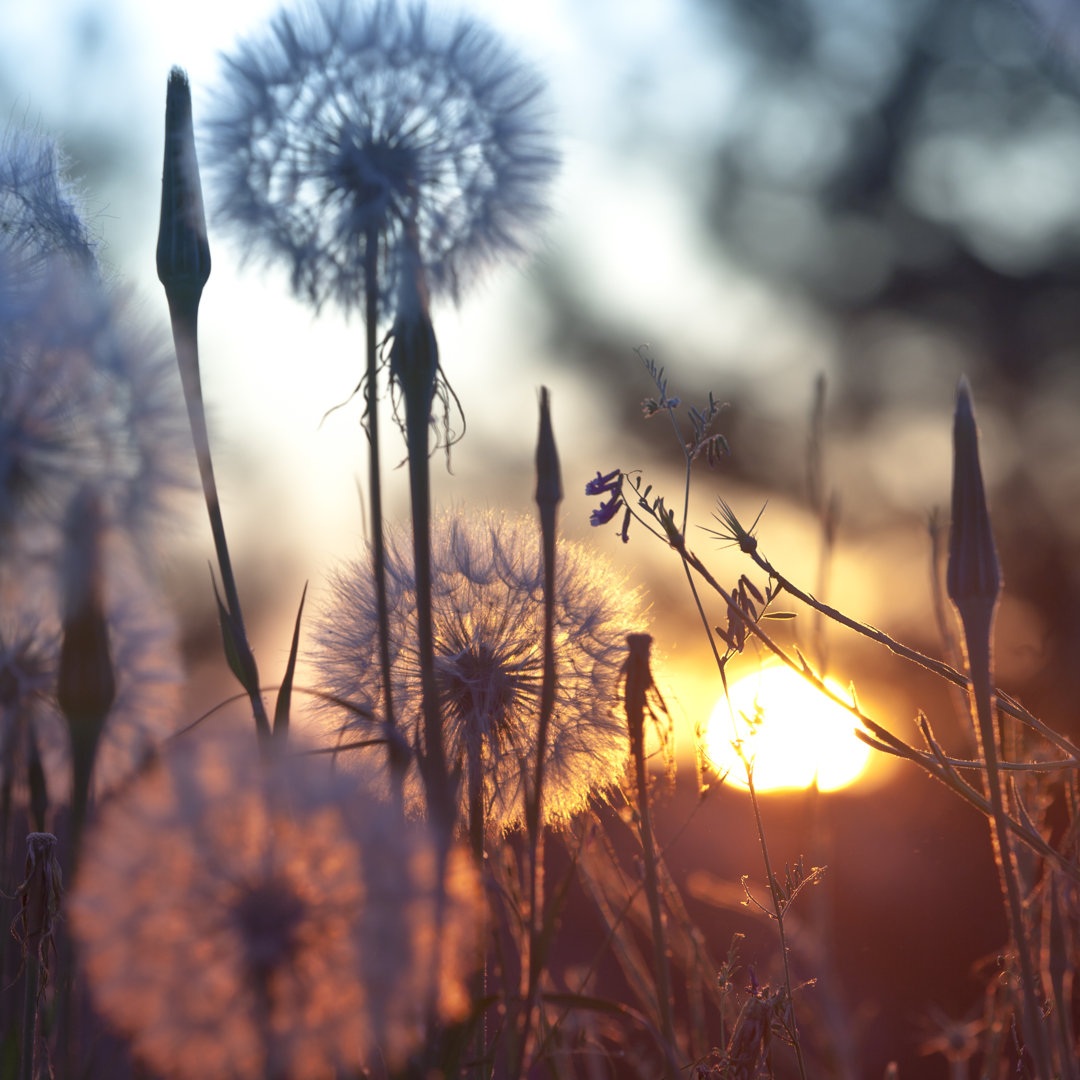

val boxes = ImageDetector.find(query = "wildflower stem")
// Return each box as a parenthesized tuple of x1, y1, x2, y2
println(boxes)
(624, 634, 680, 1073)
(515, 388, 562, 1079)
(165, 292, 269, 739)
(390, 256, 453, 837)
(743, 548, 1080, 760)
(945, 379, 1050, 1077)
(960, 605, 1049, 1076)
(20, 953, 39, 1080)
(744, 765, 808, 1080)
(157, 70, 268, 739)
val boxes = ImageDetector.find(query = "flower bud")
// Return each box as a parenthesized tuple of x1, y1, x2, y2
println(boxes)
(946, 377, 1001, 614)
(157, 68, 211, 300)
(535, 387, 562, 537)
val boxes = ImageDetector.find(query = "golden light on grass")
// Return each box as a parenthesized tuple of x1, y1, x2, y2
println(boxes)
(706, 663, 872, 792)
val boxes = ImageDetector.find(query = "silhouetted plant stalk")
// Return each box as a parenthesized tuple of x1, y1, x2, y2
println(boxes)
(362, 232, 407, 809)
(748, 767, 810, 1079)
(714, 499, 1080, 766)
(511, 388, 562, 1080)
(623, 633, 680, 1074)
(156, 69, 269, 740)
(386, 244, 459, 1074)
(945, 378, 1050, 1077)
(388, 243, 453, 839)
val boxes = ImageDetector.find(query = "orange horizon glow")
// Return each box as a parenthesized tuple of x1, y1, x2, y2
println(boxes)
(705, 663, 873, 792)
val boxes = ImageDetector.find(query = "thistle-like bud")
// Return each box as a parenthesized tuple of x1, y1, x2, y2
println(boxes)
(946, 377, 1001, 615)
(157, 68, 211, 302)
(535, 387, 562, 539)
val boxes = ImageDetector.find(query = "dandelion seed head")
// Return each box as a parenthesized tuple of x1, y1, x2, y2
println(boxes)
(70, 732, 481, 1078)
(205, 0, 558, 312)
(0, 127, 97, 273)
(312, 511, 645, 831)
(0, 244, 190, 546)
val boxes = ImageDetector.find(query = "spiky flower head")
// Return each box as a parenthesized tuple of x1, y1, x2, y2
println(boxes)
(312, 511, 645, 831)
(204, 0, 558, 313)
(70, 732, 481, 1079)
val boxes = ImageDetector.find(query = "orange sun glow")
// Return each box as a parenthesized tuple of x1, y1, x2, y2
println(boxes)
(706, 663, 872, 792)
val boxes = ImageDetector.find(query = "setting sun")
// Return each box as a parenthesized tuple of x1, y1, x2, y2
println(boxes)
(706, 663, 872, 792)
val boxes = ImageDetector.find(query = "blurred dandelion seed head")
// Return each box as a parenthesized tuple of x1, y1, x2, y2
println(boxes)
(0, 249, 190, 549)
(70, 733, 481, 1078)
(312, 511, 645, 831)
(0, 127, 98, 273)
(205, 0, 559, 313)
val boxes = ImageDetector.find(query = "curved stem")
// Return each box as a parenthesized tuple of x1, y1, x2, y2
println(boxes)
(166, 290, 269, 739)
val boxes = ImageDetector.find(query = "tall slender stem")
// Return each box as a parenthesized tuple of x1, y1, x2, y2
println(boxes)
(514, 389, 562, 1080)
(165, 292, 269, 740)
(745, 769, 808, 1080)
(158, 69, 268, 739)
(624, 634, 680, 1075)
(961, 605, 1049, 1077)
(361, 239, 406, 808)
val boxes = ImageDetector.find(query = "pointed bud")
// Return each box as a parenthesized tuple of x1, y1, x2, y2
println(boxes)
(946, 377, 1001, 615)
(535, 387, 562, 537)
(157, 68, 211, 300)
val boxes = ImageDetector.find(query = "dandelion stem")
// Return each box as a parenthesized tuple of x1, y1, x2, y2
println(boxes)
(361, 237, 406, 808)
(390, 254, 453, 837)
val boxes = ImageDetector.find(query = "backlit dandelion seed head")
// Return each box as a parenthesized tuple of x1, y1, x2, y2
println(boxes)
(205, 0, 558, 313)
(312, 511, 645, 831)
(70, 733, 481, 1079)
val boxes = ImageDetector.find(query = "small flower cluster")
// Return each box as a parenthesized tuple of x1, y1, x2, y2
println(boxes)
(586, 467, 631, 541)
